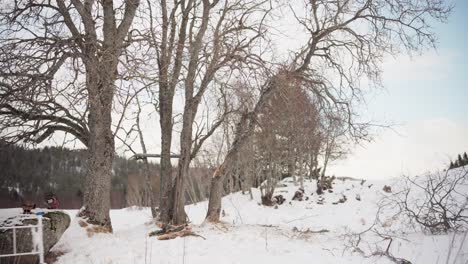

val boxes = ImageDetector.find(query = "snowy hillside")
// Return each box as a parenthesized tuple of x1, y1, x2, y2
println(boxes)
(1, 170, 467, 264)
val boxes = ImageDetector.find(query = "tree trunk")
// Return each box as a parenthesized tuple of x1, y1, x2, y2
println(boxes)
(170, 107, 194, 225)
(288, 139, 297, 184)
(299, 159, 304, 188)
(317, 143, 330, 195)
(81, 61, 116, 230)
(207, 114, 256, 221)
(205, 136, 244, 221)
(205, 167, 225, 222)
(309, 152, 315, 179)
(158, 92, 174, 223)
(142, 159, 157, 217)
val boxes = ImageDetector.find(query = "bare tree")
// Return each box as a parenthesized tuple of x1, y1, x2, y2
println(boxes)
(139, 0, 180, 224)
(205, 0, 452, 222)
(0, 0, 140, 229)
(139, 0, 268, 226)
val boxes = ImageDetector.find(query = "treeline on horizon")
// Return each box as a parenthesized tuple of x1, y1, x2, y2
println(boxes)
(448, 152, 468, 170)
(0, 142, 211, 209)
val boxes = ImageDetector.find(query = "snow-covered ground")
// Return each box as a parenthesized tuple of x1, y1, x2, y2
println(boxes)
(1, 171, 467, 264)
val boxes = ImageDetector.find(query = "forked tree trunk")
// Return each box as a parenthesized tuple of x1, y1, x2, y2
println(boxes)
(78, 0, 140, 225)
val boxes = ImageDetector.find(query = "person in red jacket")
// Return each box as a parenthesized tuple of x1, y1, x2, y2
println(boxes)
(45, 193, 59, 209)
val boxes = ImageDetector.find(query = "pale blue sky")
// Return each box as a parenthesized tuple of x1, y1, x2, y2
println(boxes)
(369, 0, 467, 124)
(331, 0, 468, 179)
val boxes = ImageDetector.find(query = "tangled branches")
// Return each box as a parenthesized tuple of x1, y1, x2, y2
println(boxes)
(397, 168, 468, 234)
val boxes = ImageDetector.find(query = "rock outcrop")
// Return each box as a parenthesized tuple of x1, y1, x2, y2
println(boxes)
(0, 211, 70, 264)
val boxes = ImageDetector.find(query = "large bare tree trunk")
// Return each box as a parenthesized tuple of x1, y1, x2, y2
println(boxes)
(83, 124, 114, 228)
(81, 58, 116, 229)
(78, 0, 140, 229)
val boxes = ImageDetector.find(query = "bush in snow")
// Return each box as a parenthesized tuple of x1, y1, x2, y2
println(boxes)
(396, 167, 468, 234)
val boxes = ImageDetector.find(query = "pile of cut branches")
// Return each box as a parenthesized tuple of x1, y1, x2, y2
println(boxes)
(149, 224, 205, 240)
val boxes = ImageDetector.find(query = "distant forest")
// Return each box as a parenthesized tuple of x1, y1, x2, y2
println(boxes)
(0, 143, 211, 209)
(449, 152, 468, 170)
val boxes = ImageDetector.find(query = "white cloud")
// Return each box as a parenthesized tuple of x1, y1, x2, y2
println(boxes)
(329, 118, 468, 180)
(382, 50, 459, 82)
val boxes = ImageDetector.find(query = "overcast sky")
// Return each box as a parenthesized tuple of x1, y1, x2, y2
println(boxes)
(117, 0, 468, 180)
(43, 0, 468, 180)
(328, 0, 468, 180)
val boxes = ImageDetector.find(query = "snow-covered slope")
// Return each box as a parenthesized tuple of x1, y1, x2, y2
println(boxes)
(1, 171, 467, 264)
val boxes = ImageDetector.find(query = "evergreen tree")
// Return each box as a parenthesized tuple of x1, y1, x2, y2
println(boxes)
(449, 161, 454, 170)
(457, 154, 463, 167)
(463, 152, 468, 166)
